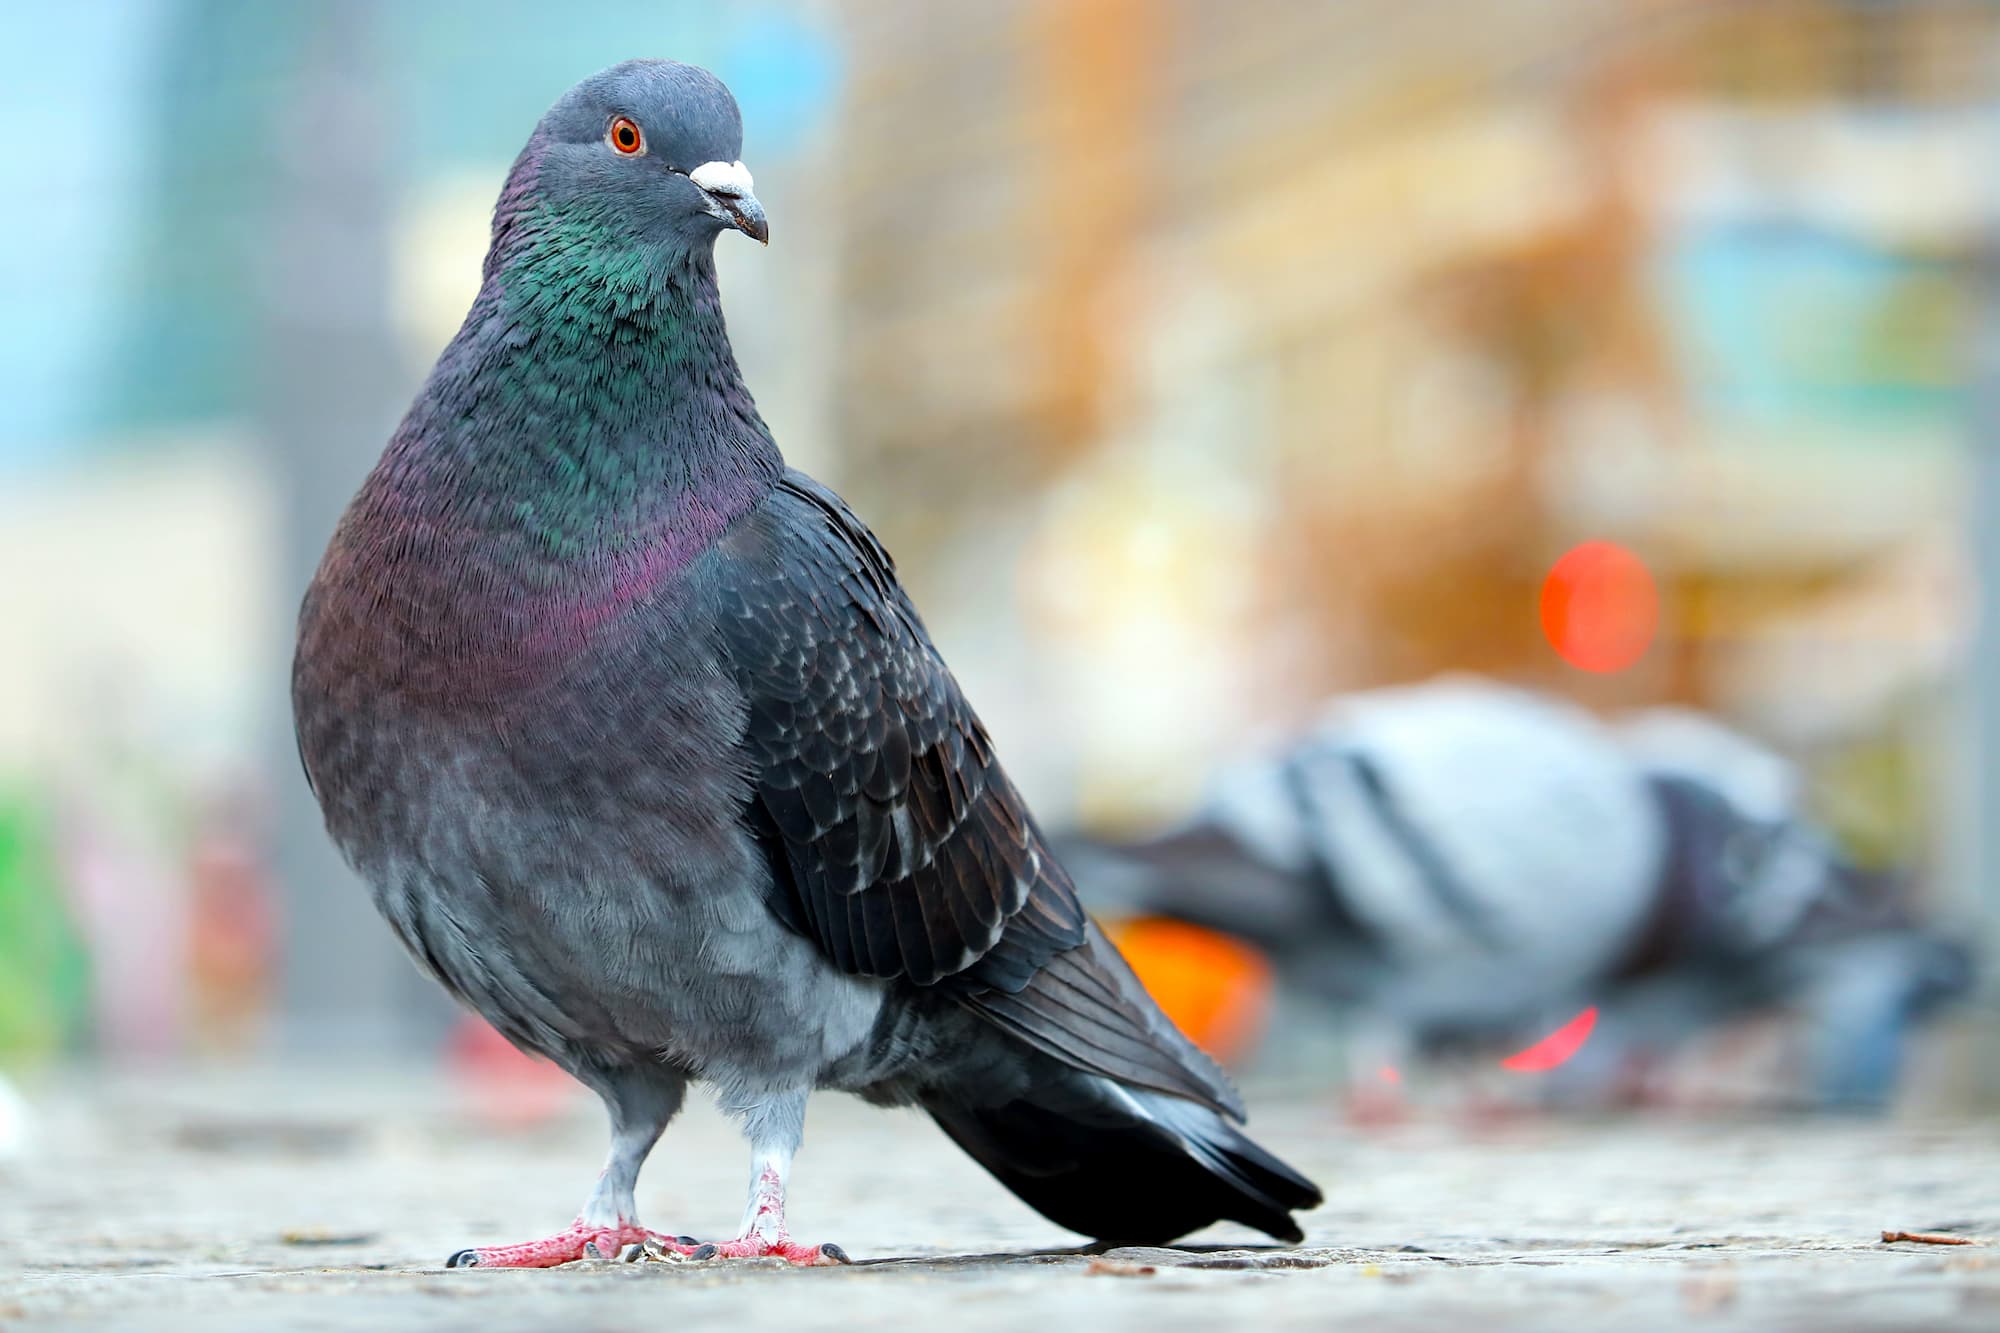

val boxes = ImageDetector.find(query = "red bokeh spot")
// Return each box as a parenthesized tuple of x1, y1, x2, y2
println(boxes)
(1540, 542, 1658, 673)
(1377, 1064, 1402, 1085)
(1500, 1006, 1599, 1073)
(1103, 915, 1274, 1066)
(448, 1015, 575, 1128)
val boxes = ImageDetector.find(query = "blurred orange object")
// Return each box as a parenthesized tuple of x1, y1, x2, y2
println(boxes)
(1500, 1005, 1600, 1073)
(447, 1015, 577, 1129)
(1101, 915, 1274, 1066)
(1540, 541, 1659, 674)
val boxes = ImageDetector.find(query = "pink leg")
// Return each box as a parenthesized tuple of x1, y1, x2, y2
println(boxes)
(448, 1219, 698, 1268)
(687, 1158, 848, 1266)
(447, 1100, 692, 1269)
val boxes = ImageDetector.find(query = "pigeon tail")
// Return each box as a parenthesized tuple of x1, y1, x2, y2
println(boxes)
(922, 1061, 1320, 1245)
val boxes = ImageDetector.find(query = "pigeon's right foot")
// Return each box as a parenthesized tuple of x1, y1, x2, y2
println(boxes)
(445, 1219, 699, 1268)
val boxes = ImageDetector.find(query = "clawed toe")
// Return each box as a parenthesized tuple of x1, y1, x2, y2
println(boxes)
(684, 1235, 850, 1265)
(444, 1221, 698, 1269)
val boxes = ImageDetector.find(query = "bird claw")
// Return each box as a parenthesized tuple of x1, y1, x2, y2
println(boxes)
(444, 1220, 700, 1269)
(686, 1235, 850, 1265)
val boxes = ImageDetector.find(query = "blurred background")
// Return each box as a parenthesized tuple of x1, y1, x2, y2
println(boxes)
(2, 0, 1997, 1130)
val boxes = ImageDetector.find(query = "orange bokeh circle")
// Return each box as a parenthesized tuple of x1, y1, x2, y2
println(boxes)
(1101, 915, 1273, 1066)
(1540, 541, 1658, 673)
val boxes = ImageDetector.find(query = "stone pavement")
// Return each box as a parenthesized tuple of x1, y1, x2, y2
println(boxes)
(1, 1066, 1995, 1331)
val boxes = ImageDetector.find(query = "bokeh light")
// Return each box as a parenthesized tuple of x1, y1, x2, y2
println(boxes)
(1500, 1007, 1600, 1073)
(1539, 542, 1659, 673)
(1103, 916, 1273, 1065)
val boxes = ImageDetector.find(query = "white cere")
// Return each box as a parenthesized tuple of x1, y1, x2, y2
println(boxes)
(690, 160, 755, 197)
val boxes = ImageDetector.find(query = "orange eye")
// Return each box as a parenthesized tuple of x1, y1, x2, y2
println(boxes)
(608, 116, 644, 156)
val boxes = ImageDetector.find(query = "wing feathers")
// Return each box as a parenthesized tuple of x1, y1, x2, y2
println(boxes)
(714, 473, 1238, 1113)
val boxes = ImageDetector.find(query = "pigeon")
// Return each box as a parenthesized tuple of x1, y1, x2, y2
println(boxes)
(1068, 676, 1973, 1108)
(1072, 680, 1663, 1036)
(292, 60, 1319, 1269)
(1631, 769, 1973, 1108)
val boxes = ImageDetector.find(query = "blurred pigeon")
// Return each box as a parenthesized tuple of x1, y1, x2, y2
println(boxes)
(1071, 676, 1972, 1109)
(293, 61, 1317, 1268)
(1614, 705, 1800, 822)
(1626, 770, 1972, 1107)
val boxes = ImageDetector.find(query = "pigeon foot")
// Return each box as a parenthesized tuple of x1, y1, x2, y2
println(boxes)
(687, 1235, 850, 1266)
(445, 1219, 700, 1268)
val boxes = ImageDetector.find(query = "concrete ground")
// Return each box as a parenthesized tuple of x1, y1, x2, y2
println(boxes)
(1, 1066, 1995, 1331)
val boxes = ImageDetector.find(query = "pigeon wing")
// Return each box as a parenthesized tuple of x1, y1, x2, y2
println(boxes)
(708, 472, 1240, 1117)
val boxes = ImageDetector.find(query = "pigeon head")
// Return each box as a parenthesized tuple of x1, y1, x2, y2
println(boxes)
(505, 60, 768, 255)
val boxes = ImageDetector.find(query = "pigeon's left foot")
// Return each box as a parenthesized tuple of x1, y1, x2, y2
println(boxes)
(444, 1220, 699, 1268)
(688, 1236, 850, 1265)
(687, 1155, 851, 1265)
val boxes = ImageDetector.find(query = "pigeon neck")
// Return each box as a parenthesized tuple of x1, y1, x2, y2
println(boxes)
(391, 209, 783, 560)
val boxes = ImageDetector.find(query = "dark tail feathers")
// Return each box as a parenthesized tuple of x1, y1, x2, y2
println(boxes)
(925, 1075, 1322, 1245)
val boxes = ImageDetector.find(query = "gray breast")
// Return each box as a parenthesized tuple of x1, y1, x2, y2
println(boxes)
(302, 592, 885, 1087)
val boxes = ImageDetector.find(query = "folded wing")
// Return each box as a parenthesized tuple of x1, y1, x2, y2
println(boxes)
(709, 473, 1240, 1117)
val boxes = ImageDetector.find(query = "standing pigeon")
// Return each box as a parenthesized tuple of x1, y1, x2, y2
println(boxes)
(292, 60, 1319, 1268)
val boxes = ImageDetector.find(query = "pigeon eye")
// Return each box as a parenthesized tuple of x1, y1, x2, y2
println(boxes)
(608, 117, 645, 156)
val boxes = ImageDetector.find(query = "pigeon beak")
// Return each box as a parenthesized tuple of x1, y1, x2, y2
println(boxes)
(720, 191, 769, 246)
(689, 160, 768, 246)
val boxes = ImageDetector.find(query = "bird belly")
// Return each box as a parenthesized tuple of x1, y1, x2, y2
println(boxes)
(354, 790, 887, 1086)
(300, 664, 884, 1089)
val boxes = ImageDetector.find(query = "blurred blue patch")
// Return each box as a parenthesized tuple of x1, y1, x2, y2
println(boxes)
(718, 11, 842, 159)
(1655, 221, 1967, 432)
(0, 0, 165, 468)
(386, 0, 723, 169)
